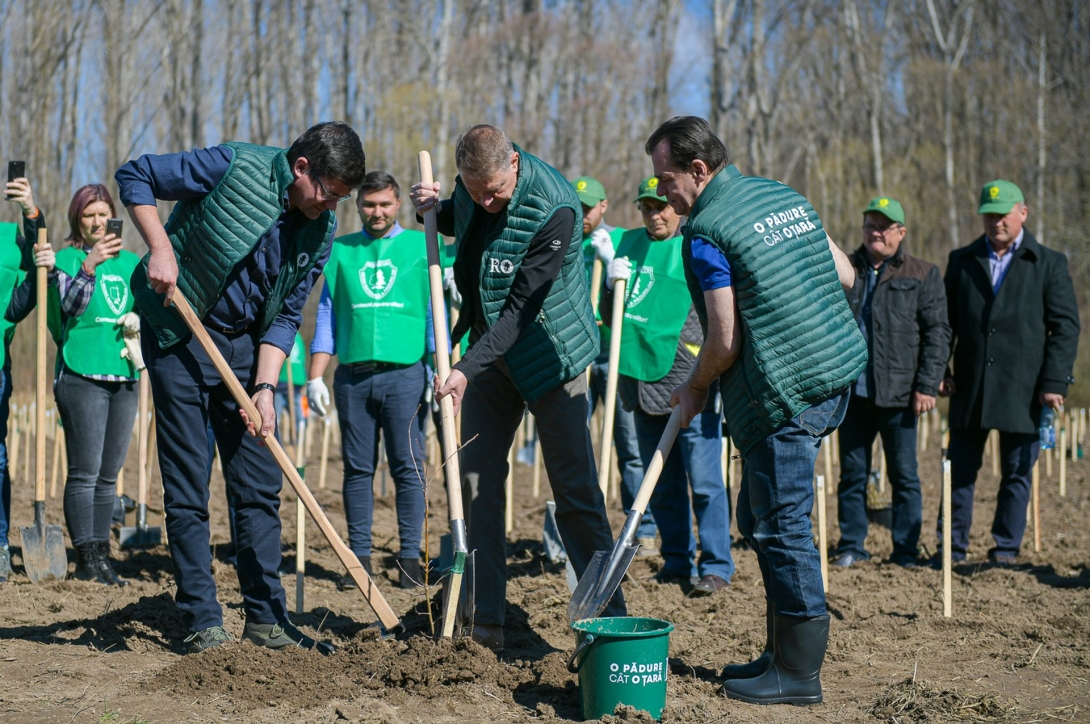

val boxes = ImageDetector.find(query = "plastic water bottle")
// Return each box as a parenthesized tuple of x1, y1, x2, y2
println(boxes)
(1039, 407, 1056, 450)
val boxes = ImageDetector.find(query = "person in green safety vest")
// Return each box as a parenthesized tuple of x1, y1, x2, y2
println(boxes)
(571, 175, 655, 553)
(602, 177, 733, 597)
(306, 171, 430, 591)
(0, 173, 47, 583)
(274, 331, 306, 430)
(36, 184, 141, 587)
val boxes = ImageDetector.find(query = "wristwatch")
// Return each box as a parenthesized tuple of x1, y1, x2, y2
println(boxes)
(252, 382, 276, 395)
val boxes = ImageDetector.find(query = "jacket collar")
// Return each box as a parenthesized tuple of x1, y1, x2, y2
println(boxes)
(971, 228, 1039, 262)
(689, 164, 741, 220)
(851, 244, 904, 275)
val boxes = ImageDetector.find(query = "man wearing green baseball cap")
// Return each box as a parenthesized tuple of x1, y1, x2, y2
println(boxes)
(940, 179, 1080, 566)
(832, 197, 949, 571)
(571, 175, 655, 552)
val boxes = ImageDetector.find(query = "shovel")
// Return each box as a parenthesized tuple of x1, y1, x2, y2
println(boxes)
(596, 274, 627, 496)
(120, 375, 161, 548)
(171, 291, 402, 634)
(21, 228, 66, 583)
(569, 406, 682, 623)
(419, 150, 473, 639)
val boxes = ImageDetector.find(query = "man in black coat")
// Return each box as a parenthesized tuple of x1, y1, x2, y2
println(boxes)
(940, 180, 1080, 565)
(834, 197, 950, 569)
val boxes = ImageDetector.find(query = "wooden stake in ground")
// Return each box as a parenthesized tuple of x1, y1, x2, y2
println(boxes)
(942, 459, 952, 618)
(173, 292, 401, 632)
(532, 434, 543, 498)
(295, 419, 306, 616)
(597, 274, 627, 496)
(318, 415, 332, 490)
(822, 435, 834, 496)
(816, 474, 828, 594)
(587, 258, 603, 386)
(1059, 418, 1067, 498)
(1046, 434, 1053, 477)
(1032, 459, 1041, 553)
(990, 429, 999, 477)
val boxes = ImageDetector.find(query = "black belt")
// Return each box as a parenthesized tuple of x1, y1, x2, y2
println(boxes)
(346, 361, 414, 374)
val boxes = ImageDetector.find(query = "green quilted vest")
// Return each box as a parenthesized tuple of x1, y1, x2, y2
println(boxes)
(684, 166, 867, 454)
(0, 224, 24, 368)
(132, 142, 336, 349)
(452, 146, 598, 403)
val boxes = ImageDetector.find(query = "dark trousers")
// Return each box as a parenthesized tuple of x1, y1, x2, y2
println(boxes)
(461, 360, 626, 626)
(944, 428, 1038, 558)
(333, 362, 427, 559)
(736, 391, 849, 618)
(0, 367, 11, 547)
(143, 323, 288, 633)
(55, 371, 138, 546)
(836, 395, 922, 562)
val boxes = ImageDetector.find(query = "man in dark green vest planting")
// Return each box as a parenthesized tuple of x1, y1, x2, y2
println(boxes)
(411, 125, 625, 654)
(647, 116, 864, 705)
(116, 121, 366, 655)
(307, 170, 430, 591)
(601, 177, 732, 595)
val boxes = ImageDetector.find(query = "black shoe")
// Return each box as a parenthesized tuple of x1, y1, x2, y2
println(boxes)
(242, 619, 335, 655)
(398, 557, 423, 589)
(831, 550, 865, 568)
(338, 556, 372, 590)
(988, 551, 1017, 566)
(723, 600, 773, 680)
(690, 574, 730, 597)
(888, 555, 921, 569)
(184, 625, 234, 653)
(721, 614, 829, 705)
(71, 543, 109, 584)
(94, 541, 130, 587)
(927, 551, 966, 570)
(471, 623, 504, 655)
(652, 568, 697, 586)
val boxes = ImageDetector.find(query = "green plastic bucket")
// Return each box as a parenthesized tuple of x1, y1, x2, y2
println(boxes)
(567, 617, 674, 721)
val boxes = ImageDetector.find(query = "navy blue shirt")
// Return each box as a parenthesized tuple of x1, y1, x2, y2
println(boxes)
(115, 145, 333, 355)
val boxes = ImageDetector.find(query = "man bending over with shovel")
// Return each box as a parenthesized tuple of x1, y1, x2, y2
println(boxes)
(116, 121, 366, 654)
(411, 125, 626, 655)
(648, 117, 864, 705)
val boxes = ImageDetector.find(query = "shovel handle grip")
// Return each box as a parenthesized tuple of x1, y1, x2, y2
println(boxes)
(630, 407, 682, 515)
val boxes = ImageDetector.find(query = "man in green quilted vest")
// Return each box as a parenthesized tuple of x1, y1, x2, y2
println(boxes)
(647, 116, 864, 705)
(116, 121, 365, 655)
(411, 125, 625, 654)
(306, 171, 430, 592)
(572, 176, 654, 552)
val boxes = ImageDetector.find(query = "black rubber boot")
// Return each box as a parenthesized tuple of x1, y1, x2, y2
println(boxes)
(721, 614, 829, 705)
(94, 541, 130, 587)
(722, 599, 773, 680)
(71, 543, 108, 584)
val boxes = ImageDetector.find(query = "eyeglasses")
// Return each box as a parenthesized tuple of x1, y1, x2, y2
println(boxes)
(311, 173, 352, 203)
(637, 202, 669, 216)
(862, 223, 902, 234)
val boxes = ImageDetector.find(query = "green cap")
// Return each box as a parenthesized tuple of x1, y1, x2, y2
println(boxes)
(634, 176, 664, 203)
(977, 179, 1024, 215)
(862, 196, 905, 225)
(572, 176, 607, 206)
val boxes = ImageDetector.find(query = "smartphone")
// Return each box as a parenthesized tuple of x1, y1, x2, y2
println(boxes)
(6, 161, 25, 199)
(106, 218, 124, 238)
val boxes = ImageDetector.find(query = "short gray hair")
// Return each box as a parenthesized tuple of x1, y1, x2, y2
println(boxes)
(455, 125, 514, 180)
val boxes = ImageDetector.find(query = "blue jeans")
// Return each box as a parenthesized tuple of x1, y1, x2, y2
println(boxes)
(334, 362, 427, 559)
(0, 367, 11, 547)
(836, 395, 922, 562)
(944, 428, 1038, 558)
(274, 384, 305, 434)
(635, 407, 733, 580)
(143, 322, 289, 632)
(737, 391, 849, 618)
(589, 359, 654, 538)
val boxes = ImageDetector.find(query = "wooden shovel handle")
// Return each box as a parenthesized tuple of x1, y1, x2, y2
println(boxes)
(34, 228, 48, 504)
(597, 276, 626, 495)
(630, 407, 682, 515)
(418, 151, 464, 522)
(137, 374, 149, 506)
(172, 292, 401, 631)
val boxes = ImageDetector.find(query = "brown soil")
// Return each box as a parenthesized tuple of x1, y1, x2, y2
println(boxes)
(1, 419, 1088, 723)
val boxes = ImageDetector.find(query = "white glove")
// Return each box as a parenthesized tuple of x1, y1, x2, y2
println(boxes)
(606, 257, 631, 290)
(120, 336, 145, 370)
(306, 377, 330, 417)
(590, 228, 615, 267)
(442, 266, 461, 306)
(118, 312, 141, 337)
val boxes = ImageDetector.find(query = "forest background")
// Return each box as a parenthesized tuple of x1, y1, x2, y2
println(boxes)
(1, 0, 1086, 402)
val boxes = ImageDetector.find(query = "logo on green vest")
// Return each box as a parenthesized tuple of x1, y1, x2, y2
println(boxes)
(626, 266, 655, 308)
(359, 260, 398, 300)
(101, 274, 129, 316)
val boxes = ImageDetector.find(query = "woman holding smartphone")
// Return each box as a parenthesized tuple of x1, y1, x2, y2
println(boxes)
(32, 183, 141, 585)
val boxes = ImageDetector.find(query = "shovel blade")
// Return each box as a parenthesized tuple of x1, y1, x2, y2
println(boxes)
(118, 525, 162, 549)
(20, 518, 67, 584)
(567, 543, 638, 624)
(439, 550, 475, 639)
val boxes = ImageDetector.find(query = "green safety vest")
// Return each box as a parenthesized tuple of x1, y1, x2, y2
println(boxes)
(51, 246, 141, 378)
(280, 332, 305, 384)
(582, 226, 625, 352)
(323, 229, 428, 365)
(0, 224, 24, 368)
(616, 230, 690, 382)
